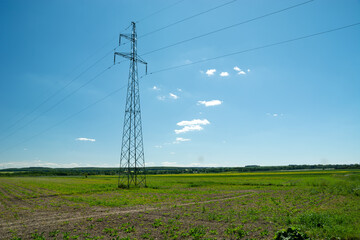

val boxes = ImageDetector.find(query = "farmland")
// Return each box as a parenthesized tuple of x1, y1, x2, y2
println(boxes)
(0, 170, 359, 239)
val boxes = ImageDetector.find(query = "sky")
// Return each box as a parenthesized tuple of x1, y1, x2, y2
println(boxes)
(0, 0, 359, 169)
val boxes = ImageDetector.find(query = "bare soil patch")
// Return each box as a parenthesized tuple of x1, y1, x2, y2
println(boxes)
(0, 190, 257, 239)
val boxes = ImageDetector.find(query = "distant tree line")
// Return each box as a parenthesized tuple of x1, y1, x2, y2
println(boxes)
(0, 164, 359, 177)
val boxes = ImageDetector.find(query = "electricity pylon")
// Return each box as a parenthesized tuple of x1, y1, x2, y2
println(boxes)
(114, 22, 147, 188)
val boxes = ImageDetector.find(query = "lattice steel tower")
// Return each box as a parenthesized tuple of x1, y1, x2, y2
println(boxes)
(114, 22, 147, 188)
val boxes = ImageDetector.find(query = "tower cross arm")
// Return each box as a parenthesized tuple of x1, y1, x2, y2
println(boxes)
(114, 52, 147, 74)
(137, 55, 147, 74)
(114, 52, 147, 64)
(114, 52, 132, 64)
(137, 55, 147, 65)
(119, 33, 132, 45)
(115, 52, 132, 59)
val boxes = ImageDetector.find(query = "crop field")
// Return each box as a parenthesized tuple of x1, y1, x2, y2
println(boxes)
(0, 170, 359, 239)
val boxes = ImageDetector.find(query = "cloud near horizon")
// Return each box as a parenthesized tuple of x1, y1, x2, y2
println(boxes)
(0, 160, 116, 169)
(176, 137, 190, 141)
(175, 137, 191, 143)
(76, 137, 95, 142)
(160, 161, 220, 167)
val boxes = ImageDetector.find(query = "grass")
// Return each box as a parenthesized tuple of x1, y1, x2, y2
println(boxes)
(0, 170, 359, 239)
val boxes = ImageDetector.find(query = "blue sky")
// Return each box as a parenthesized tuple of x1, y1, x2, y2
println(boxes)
(0, 0, 359, 169)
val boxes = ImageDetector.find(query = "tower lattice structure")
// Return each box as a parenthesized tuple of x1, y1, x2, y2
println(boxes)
(114, 22, 147, 188)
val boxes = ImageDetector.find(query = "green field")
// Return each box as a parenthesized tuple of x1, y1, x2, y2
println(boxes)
(0, 170, 359, 239)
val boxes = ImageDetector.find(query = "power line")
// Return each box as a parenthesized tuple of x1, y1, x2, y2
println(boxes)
(2, 0, 204, 133)
(140, 0, 314, 57)
(2, 49, 114, 135)
(139, 0, 238, 39)
(0, 65, 115, 143)
(1, 1, 219, 149)
(136, 0, 186, 23)
(0, 82, 127, 155)
(118, 0, 238, 49)
(4, 2, 353, 154)
(1, 23, 133, 137)
(1, 0, 203, 141)
(3, 22, 358, 154)
(148, 22, 360, 75)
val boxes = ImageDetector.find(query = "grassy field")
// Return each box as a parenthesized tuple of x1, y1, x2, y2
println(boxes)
(0, 170, 359, 239)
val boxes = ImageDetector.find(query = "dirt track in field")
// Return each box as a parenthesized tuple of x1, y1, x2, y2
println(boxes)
(0, 190, 255, 232)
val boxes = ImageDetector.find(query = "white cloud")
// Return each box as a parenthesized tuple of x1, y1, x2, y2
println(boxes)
(190, 163, 220, 167)
(220, 72, 229, 77)
(198, 100, 222, 107)
(162, 161, 177, 166)
(0, 161, 79, 169)
(154, 145, 163, 148)
(177, 88, 182, 92)
(175, 119, 210, 134)
(0, 160, 118, 169)
(266, 113, 283, 117)
(206, 69, 216, 76)
(152, 86, 160, 91)
(169, 93, 179, 99)
(234, 66, 246, 75)
(174, 137, 191, 143)
(152, 161, 221, 168)
(177, 119, 210, 126)
(157, 96, 166, 101)
(76, 137, 95, 142)
(176, 137, 191, 142)
(175, 125, 203, 134)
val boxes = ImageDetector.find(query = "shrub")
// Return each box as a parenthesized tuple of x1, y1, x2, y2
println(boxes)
(274, 227, 310, 240)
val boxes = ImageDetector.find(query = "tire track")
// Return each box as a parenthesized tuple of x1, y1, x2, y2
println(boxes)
(0, 191, 256, 231)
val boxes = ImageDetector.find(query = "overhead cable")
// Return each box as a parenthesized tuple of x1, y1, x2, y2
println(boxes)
(3, 21, 358, 154)
(0, 82, 127, 154)
(148, 22, 360, 75)
(139, 0, 238, 39)
(0, 65, 114, 143)
(136, 0, 186, 23)
(141, 0, 314, 56)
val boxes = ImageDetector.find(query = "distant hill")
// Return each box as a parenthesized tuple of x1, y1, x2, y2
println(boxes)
(0, 164, 359, 177)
